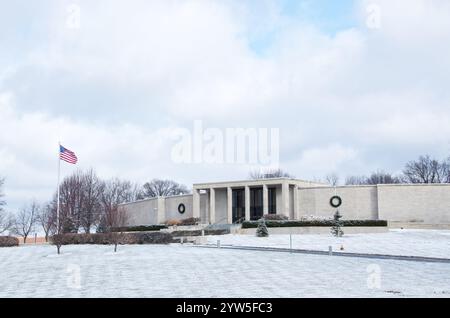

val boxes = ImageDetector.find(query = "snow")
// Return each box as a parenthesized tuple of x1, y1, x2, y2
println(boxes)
(207, 229, 450, 259)
(0, 230, 449, 298)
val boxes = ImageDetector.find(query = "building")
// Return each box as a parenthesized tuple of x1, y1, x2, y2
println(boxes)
(121, 178, 450, 228)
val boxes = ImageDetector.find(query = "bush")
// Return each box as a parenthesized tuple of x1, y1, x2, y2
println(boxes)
(165, 219, 182, 226)
(242, 220, 388, 229)
(263, 214, 289, 221)
(50, 232, 173, 246)
(179, 217, 201, 226)
(256, 219, 269, 237)
(110, 225, 168, 232)
(171, 229, 230, 237)
(0, 236, 19, 247)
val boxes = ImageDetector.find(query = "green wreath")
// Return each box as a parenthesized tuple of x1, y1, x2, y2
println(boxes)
(330, 195, 342, 208)
(178, 203, 186, 214)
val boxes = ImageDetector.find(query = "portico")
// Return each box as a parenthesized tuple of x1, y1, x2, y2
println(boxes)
(193, 178, 311, 224)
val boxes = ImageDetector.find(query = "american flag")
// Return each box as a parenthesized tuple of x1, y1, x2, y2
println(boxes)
(59, 145, 78, 164)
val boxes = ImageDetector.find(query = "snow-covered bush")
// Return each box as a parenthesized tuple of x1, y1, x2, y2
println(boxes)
(330, 211, 344, 237)
(50, 232, 173, 246)
(256, 219, 269, 237)
(165, 219, 182, 226)
(179, 217, 201, 226)
(299, 215, 333, 221)
(263, 214, 288, 221)
(242, 220, 387, 228)
(0, 236, 19, 247)
(110, 225, 168, 232)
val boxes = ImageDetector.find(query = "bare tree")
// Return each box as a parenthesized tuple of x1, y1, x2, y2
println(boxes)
(99, 179, 133, 251)
(249, 168, 293, 180)
(325, 173, 340, 186)
(403, 155, 447, 183)
(58, 171, 83, 233)
(141, 179, 189, 198)
(0, 177, 5, 212)
(13, 201, 39, 244)
(345, 175, 368, 185)
(346, 171, 401, 185)
(98, 178, 136, 230)
(105, 206, 129, 252)
(49, 195, 71, 255)
(0, 211, 13, 235)
(443, 157, 450, 183)
(38, 202, 56, 242)
(56, 169, 116, 233)
(366, 171, 401, 185)
(79, 169, 103, 233)
(0, 178, 12, 234)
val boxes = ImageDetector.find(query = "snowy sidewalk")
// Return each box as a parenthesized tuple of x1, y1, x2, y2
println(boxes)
(205, 229, 450, 259)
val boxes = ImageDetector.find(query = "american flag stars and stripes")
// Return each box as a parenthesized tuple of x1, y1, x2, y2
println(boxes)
(59, 145, 78, 164)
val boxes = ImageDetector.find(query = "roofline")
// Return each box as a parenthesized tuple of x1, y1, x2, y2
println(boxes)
(119, 192, 197, 206)
(119, 197, 158, 206)
(194, 177, 327, 187)
(300, 183, 450, 190)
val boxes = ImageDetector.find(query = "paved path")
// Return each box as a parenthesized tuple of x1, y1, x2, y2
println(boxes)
(196, 244, 450, 264)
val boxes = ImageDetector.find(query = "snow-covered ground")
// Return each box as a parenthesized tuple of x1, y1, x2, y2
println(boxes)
(0, 230, 449, 298)
(207, 229, 450, 259)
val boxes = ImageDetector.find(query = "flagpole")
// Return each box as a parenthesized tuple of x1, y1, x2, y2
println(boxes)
(57, 142, 61, 235)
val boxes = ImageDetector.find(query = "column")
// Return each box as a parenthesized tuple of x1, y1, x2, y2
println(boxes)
(209, 188, 216, 224)
(245, 186, 250, 221)
(293, 185, 299, 220)
(281, 182, 289, 218)
(157, 196, 166, 224)
(227, 187, 233, 224)
(263, 184, 268, 215)
(193, 188, 200, 218)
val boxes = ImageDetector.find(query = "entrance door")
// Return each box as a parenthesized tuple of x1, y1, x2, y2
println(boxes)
(232, 189, 245, 223)
(250, 188, 263, 220)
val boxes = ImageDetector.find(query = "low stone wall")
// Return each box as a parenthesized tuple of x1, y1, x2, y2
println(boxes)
(238, 226, 388, 235)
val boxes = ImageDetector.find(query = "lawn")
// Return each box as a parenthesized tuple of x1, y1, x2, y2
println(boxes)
(1, 230, 449, 298)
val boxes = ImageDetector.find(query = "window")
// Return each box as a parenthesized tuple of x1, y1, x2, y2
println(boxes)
(268, 188, 276, 214)
(250, 188, 263, 220)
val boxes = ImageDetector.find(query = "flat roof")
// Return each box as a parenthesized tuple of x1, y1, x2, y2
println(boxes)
(194, 177, 327, 188)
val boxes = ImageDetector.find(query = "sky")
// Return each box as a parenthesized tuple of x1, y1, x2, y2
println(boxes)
(1, 0, 450, 211)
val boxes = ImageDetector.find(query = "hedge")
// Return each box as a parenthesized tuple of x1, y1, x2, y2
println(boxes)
(110, 225, 168, 232)
(241, 220, 388, 229)
(179, 217, 201, 226)
(50, 232, 173, 246)
(0, 236, 19, 247)
(171, 229, 230, 237)
(263, 214, 289, 221)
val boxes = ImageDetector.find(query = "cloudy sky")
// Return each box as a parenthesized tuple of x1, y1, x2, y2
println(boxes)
(1, 0, 450, 211)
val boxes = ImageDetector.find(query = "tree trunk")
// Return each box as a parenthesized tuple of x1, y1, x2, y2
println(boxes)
(23, 236, 27, 244)
(114, 243, 117, 253)
(57, 244, 61, 255)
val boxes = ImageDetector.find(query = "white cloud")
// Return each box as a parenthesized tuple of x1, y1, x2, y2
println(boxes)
(294, 144, 359, 177)
(1, 0, 450, 210)
(0, 92, 175, 209)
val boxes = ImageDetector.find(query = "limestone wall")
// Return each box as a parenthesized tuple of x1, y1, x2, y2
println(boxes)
(164, 194, 194, 222)
(298, 184, 450, 226)
(298, 186, 378, 220)
(121, 198, 158, 226)
(377, 184, 450, 224)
